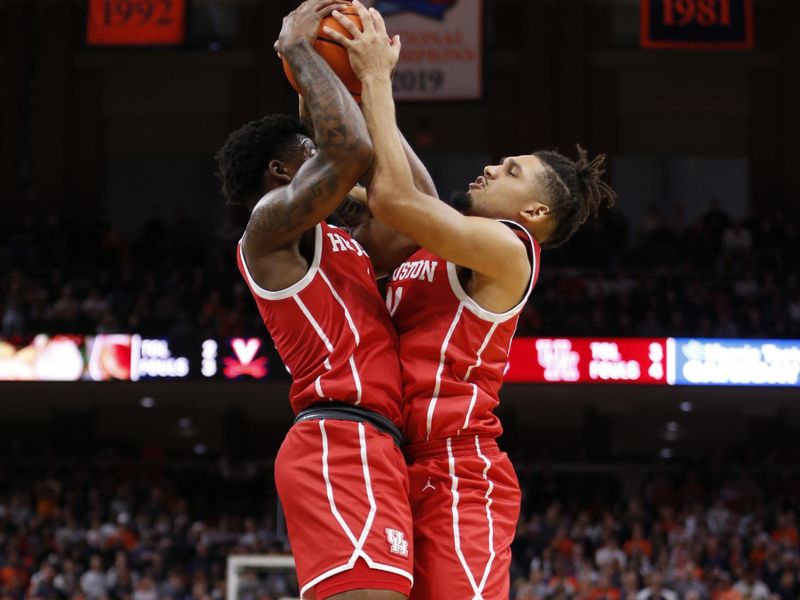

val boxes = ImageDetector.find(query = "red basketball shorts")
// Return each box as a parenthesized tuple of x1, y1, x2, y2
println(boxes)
(275, 419, 414, 599)
(405, 435, 521, 600)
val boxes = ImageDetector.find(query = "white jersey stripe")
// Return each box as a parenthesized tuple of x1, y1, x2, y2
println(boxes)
(447, 437, 484, 599)
(426, 304, 464, 440)
(293, 296, 334, 352)
(354, 422, 377, 552)
(475, 436, 497, 595)
(349, 355, 363, 405)
(319, 269, 361, 346)
(461, 384, 479, 433)
(316, 358, 332, 399)
(318, 420, 361, 549)
(464, 322, 500, 382)
(319, 268, 364, 403)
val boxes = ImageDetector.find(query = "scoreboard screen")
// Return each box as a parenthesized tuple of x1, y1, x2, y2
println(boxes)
(86, 0, 186, 46)
(641, 0, 753, 49)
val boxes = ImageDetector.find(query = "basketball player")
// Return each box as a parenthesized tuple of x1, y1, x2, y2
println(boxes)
(214, 1, 433, 598)
(325, 4, 616, 599)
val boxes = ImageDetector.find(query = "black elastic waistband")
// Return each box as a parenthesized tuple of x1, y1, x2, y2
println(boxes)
(294, 402, 404, 448)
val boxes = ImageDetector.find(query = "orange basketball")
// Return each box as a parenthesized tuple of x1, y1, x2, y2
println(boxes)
(282, 8, 363, 102)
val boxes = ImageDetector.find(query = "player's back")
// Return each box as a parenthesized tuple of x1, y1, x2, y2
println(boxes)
(237, 221, 403, 425)
(386, 221, 540, 443)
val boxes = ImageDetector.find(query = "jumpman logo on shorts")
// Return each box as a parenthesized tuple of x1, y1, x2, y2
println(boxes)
(422, 477, 436, 492)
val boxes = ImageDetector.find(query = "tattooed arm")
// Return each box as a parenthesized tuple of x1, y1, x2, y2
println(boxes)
(242, 0, 371, 259)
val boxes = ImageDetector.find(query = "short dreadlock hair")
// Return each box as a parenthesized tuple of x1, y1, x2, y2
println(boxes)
(215, 114, 311, 207)
(534, 145, 617, 249)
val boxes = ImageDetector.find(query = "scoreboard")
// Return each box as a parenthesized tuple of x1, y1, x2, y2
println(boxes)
(641, 0, 754, 49)
(2, 335, 799, 387)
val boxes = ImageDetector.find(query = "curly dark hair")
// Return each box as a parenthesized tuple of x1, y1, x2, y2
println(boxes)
(533, 145, 617, 249)
(215, 114, 311, 207)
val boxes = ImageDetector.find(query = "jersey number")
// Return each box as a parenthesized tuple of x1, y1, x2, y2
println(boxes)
(386, 287, 403, 317)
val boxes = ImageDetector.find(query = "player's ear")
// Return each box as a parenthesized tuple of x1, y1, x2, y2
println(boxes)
(520, 202, 550, 224)
(268, 160, 292, 184)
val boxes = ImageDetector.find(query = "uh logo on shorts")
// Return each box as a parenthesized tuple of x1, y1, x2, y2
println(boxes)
(385, 528, 409, 557)
(374, 0, 457, 20)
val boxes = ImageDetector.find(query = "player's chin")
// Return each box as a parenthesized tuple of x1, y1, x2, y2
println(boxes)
(448, 191, 473, 214)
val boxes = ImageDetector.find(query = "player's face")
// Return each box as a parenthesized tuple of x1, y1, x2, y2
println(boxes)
(464, 154, 550, 221)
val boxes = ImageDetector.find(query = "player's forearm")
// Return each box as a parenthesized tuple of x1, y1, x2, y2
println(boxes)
(283, 41, 372, 161)
(360, 73, 419, 212)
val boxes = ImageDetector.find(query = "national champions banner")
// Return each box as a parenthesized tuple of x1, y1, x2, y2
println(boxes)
(370, 0, 484, 101)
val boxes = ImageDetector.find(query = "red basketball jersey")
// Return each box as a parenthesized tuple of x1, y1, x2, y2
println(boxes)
(386, 222, 540, 443)
(237, 222, 403, 425)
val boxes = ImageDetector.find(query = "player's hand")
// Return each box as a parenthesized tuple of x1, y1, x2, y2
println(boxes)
(275, 0, 348, 55)
(325, 0, 401, 81)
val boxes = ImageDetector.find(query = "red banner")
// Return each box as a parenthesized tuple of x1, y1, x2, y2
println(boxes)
(641, 0, 753, 49)
(87, 0, 186, 46)
(505, 338, 669, 385)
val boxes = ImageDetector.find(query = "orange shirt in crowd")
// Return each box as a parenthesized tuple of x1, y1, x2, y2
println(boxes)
(624, 539, 653, 557)
(555, 538, 575, 556)
(772, 527, 798, 546)
(588, 586, 622, 600)
(713, 588, 742, 600)
(0, 566, 27, 589)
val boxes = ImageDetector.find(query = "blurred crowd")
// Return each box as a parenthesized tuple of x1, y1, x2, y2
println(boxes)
(511, 458, 800, 600)
(1, 199, 799, 339)
(520, 200, 800, 339)
(2, 457, 800, 600)
(0, 463, 297, 600)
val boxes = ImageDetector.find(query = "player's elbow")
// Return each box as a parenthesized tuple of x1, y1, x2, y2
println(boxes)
(366, 182, 391, 217)
(330, 135, 373, 169)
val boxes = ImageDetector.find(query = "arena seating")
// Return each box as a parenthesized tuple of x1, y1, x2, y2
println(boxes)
(1, 456, 799, 600)
(2, 204, 798, 340)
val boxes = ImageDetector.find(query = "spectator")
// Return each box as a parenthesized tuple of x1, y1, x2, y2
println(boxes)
(715, 571, 743, 600)
(733, 568, 770, 600)
(636, 571, 678, 600)
(132, 574, 159, 600)
(80, 555, 108, 600)
(597, 535, 627, 571)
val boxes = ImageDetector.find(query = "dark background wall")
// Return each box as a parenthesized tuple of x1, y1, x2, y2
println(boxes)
(1, 0, 798, 230)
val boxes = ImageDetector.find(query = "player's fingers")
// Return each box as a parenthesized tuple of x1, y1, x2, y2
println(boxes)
(391, 34, 401, 59)
(313, 0, 344, 12)
(322, 25, 355, 48)
(351, 0, 375, 34)
(317, 3, 349, 19)
(330, 10, 362, 39)
(369, 7, 389, 38)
